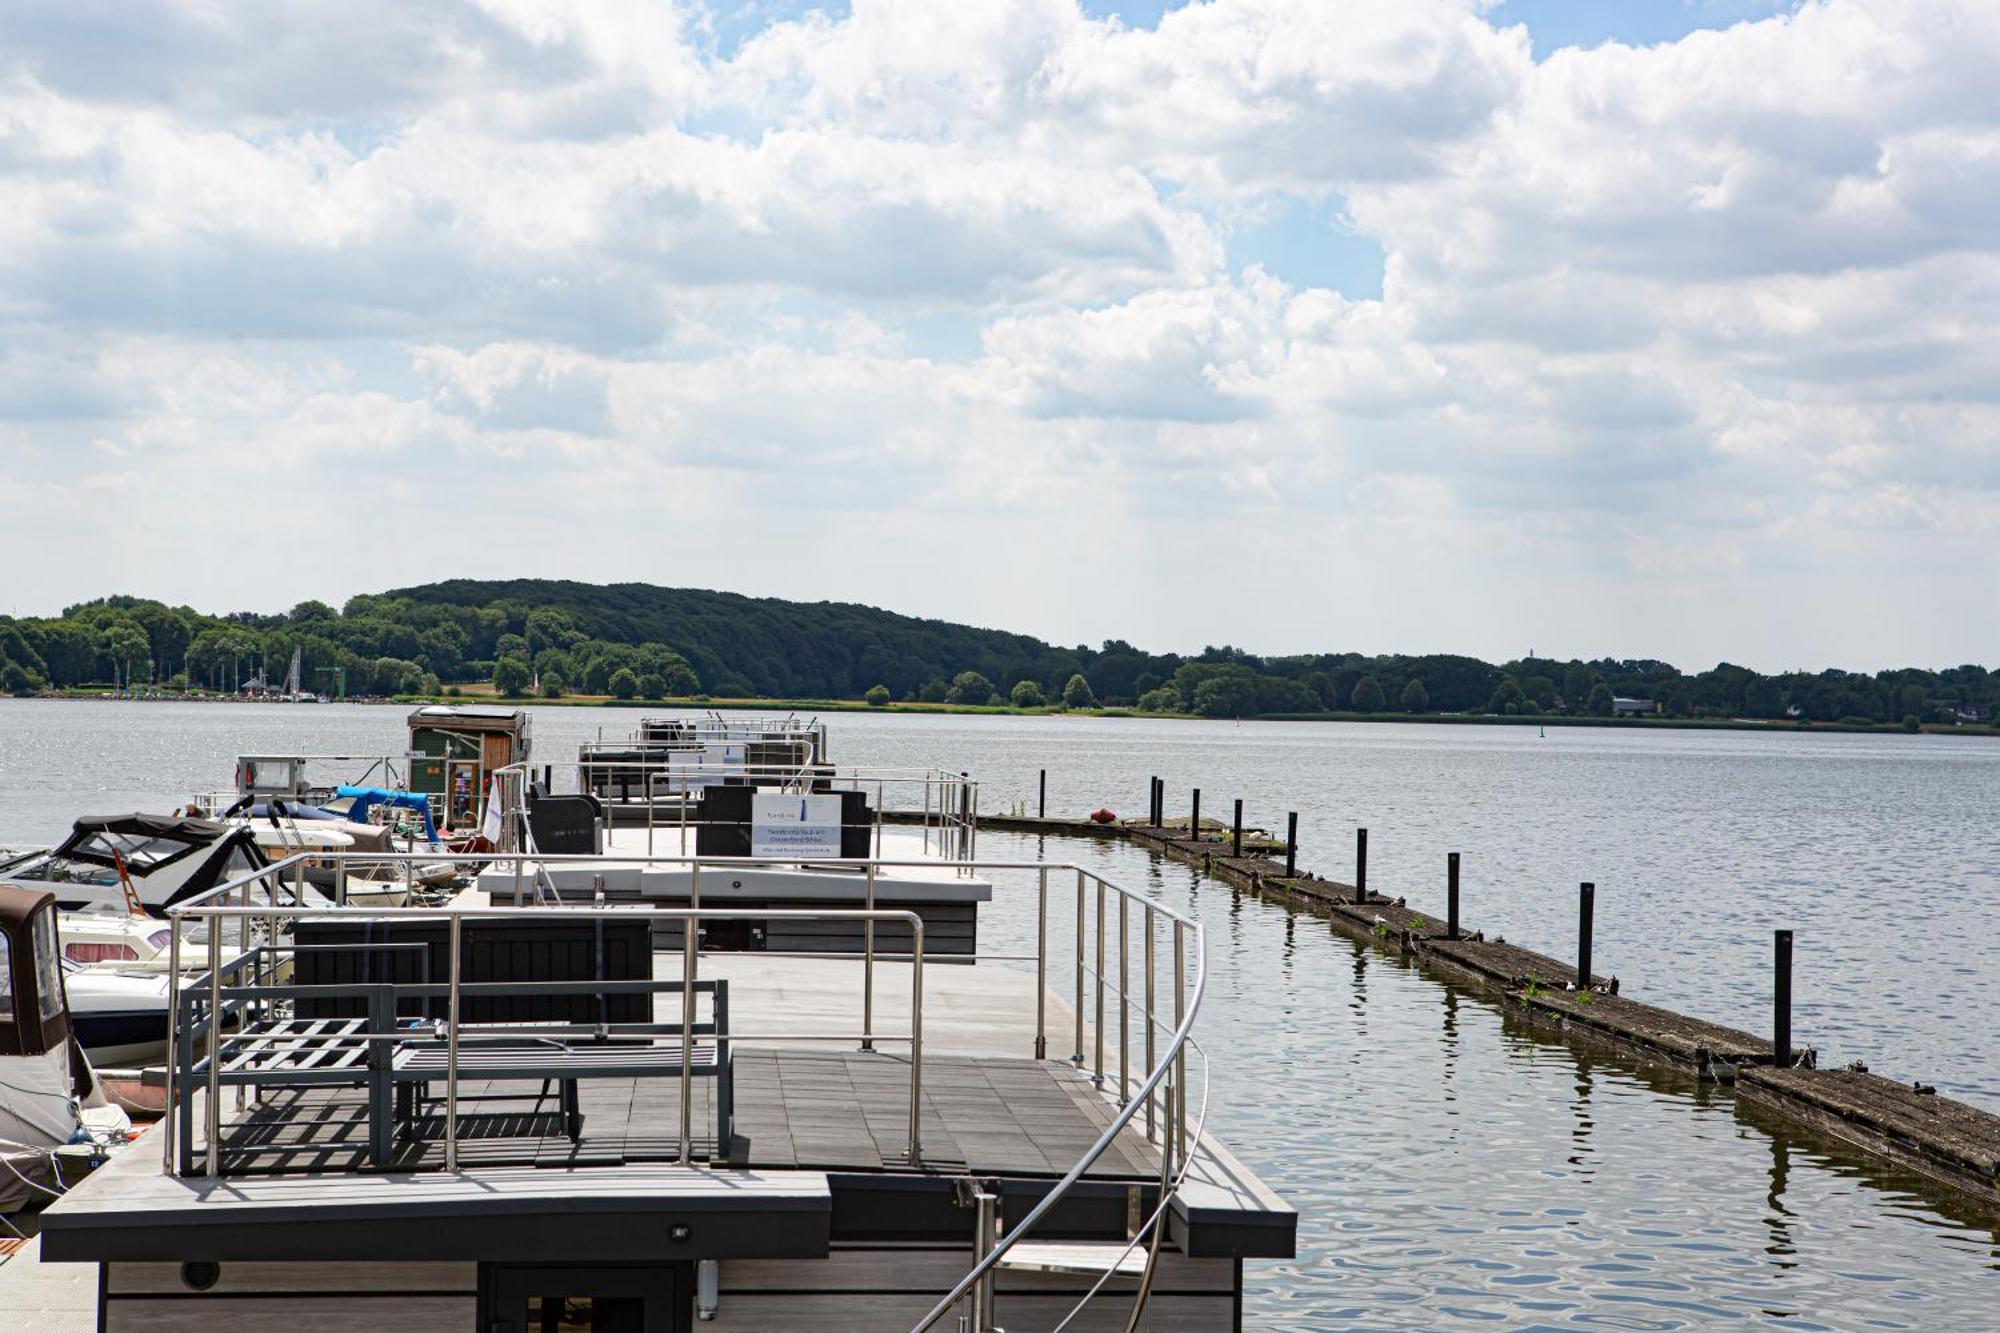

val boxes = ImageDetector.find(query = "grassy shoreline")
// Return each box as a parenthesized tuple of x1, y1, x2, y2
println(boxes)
(20, 686, 1996, 738)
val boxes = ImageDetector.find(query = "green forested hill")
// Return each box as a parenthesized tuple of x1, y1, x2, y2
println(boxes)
(1, 578, 1994, 727)
(385, 579, 1080, 701)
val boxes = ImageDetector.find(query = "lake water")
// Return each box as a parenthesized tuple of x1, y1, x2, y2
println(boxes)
(3, 699, 1997, 1327)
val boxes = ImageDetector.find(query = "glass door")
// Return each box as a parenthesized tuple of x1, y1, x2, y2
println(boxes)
(485, 1264, 688, 1333)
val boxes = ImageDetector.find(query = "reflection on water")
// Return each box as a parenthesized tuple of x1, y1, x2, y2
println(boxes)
(976, 832, 1998, 1329)
(4, 702, 1999, 1326)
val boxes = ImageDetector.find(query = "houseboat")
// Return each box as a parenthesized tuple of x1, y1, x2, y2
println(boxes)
(32, 740, 1295, 1331)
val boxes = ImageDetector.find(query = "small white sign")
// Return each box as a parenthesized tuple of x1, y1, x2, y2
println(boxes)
(751, 793, 844, 859)
(666, 742, 748, 793)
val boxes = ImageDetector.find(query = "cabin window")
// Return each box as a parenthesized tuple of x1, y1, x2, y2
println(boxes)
(75, 830, 196, 871)
(0, 932, 11, 1020)
(66, 942, 140, 964)
(32, 908, 64, 1021)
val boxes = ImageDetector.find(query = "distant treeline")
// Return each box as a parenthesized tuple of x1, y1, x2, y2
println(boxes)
(1, 579, 1992, 728)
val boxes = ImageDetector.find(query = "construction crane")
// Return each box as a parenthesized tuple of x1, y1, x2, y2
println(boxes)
(315, 666, 347, 700)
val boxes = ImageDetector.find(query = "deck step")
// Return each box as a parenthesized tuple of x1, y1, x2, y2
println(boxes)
(997, 1241, 1148, 1277)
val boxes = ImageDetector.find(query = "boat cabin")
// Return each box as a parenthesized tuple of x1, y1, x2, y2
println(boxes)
(407, 706, 532, 830)
(0, 815, 267, 917)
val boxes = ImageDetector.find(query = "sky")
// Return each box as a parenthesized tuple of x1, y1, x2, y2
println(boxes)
(1, 0, 1996, 674)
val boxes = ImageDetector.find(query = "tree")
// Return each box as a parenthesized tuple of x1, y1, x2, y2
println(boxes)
(660, 658, 701, 696)
(1350, 674, 1386, 712)
(1138, 686, 1181, 712)
(2, 662, 33, 695)
(1060, 673, 1096, 709)
(1192, 674, 1258, 718)
(865, 683, 892, 707)
(946, 671, 994, 705)
(636, 672, 666, 699)
(1587, 682, 1615, 716)
(1399, 678, 1429, 711)
(1487, 679, 1523, 714)
(918, 679, 949, 703)
(608, 667, 638, 700)
(493, 654, 532, 698)
(102, 621, 151, 687)
(1009, 680, 1046, 708)
(541, 673, 566, 699)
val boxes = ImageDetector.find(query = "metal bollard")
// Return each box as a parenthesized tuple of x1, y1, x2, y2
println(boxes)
(1232, 799, 1243, 857)
(1447, 853, 1460, 940)
(1285, 812, 1297, 878)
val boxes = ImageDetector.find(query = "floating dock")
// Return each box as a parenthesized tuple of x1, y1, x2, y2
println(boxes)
(984, 801, 2000, 1214)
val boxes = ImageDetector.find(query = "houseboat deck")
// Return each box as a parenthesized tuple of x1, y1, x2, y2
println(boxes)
(195, 1048, 1160, 1179)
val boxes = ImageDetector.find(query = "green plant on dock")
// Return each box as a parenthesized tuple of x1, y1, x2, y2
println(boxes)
(1409, 915, 1428, 931)
(1522, 974, 1547, 1000)
(1372, 920, 1391, 939)
(1572, 989, 1593, 1006)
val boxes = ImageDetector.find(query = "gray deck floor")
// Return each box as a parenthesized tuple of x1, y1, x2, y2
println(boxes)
(208, 1048, 1162, 1179)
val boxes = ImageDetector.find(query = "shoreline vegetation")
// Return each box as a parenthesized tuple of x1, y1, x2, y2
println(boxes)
(3, 578, 1994, 739)
(18, 683, 1995, 738)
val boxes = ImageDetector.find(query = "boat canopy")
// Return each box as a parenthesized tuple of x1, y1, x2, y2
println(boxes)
(54, 814, 239, 876)
(334, 787, 439, 842)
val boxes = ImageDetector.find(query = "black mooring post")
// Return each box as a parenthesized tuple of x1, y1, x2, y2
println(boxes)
(1038, 768, 1046, 819)
(1774, 929, 1793, 1068)
(1153, 777, 1163, 827)
(1232, 799, 1243, 857)
(1354, 827, 1368, 904)
(1191, 789, 1201, 841)
(1285, 813, 1298, 878)
(1447, 853, 1461, 940)
(1577, 882, 1595, 991)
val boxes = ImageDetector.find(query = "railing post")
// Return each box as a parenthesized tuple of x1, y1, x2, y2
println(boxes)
(1173, 920, 1187, 1173)
(1118, 891, 1130, 1105)
(1143, 905, 1156, 1141)
(646, 771, 656, 856)
(1354, 827, 1368, 904)
(1447, 852, 1460, 940)
(1093, 879, 1107, 1087)
(1774, 929, 1793, 1069)
(681, 861, 701, 1164)
(1072, 869, 1086, 1064)
(862, 862, 877, 1052)
(1577, 882, 1595, 991)
(163, 917, 181, 1174)
(204, 922, 221, 1176)
(907, 920, 925, 1166)
(446, 911, 462, 1172)
(1034, 867, 1048, 1060)
(1285, 812, 1298, 878)
(1231, 799, 1243, 857)
(970, 1189, 998, 1333)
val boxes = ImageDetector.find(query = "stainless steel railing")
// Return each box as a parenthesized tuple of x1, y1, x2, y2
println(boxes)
(162, 842, 1206, 1331)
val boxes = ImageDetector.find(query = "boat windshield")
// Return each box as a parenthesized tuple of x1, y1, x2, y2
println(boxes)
(31, 908, 63, 1021)
(68, 829, 201, 872)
